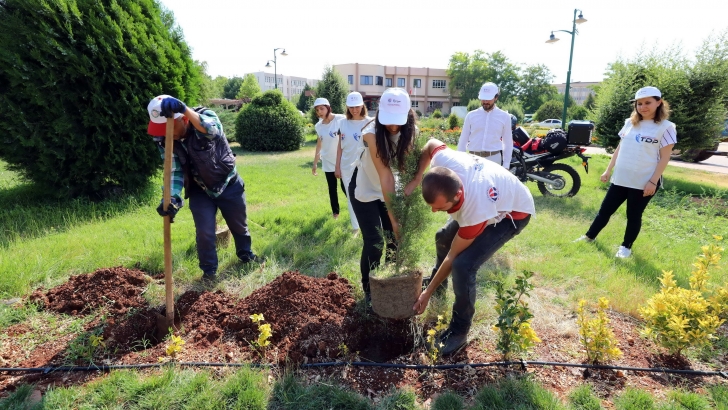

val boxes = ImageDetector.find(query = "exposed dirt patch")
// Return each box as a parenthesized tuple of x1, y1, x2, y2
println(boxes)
(2, 268, 726, 406)
(28, 266, 151, 316)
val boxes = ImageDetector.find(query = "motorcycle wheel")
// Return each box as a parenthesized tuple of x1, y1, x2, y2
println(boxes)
(537, 163, 581, 197)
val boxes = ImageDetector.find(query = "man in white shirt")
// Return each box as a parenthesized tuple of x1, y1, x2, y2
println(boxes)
(407, 139, 535, 356)
(456, 82, 513, 169)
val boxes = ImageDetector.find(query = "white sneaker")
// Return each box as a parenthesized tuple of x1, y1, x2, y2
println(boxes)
(573, 235, 594, 243)
(615, 246, 632, 258)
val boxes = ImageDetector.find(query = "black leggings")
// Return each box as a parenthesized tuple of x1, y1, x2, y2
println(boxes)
(585, 183, 657, 249)
(324, 171, 346, 215)
(348, 168, 395, 294)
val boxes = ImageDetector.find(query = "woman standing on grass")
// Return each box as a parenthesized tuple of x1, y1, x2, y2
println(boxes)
(575, 86, 676, 258)
(335, 92, 369, 236)
(312, 98, 347, 219)
(350, 88, 418, 304)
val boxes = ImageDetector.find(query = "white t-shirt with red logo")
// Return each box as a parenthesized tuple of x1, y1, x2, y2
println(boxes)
(339, 117, 370, 179)
(315, 114, 346, 172)
(430, 148, 535, 228)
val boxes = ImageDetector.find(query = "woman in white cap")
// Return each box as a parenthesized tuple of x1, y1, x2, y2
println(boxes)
(575, 86, 676, 258)
(350, 88, 418, 304)
(312, 98, 347, 218)
(335, 92, 369, 235)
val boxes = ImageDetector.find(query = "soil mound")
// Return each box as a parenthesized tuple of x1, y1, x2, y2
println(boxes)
(175, 271, 357, 363)
(29, 266, 151, 316)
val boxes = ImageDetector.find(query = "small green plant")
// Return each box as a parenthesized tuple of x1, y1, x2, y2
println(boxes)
(447, 113, 460, 130)
(639, 237, 726, 356)
(337, 342, 349, 358)
(432, 109, 443, 118)
(576, 297, 622, 364)
(568, 384, 604, 410)
(425, 315, 449, 363)
(250, 313, 272, 350)
(65, 329, 106, 365)
(159, 329, 185, 362)
(492, 271, 541, 360)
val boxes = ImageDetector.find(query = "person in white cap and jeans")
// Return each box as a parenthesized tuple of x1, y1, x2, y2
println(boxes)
(457, 82, 513, 169)
(146, 95, 263, 281)
(575, 86, 677, 258)
(312, 98, 347, 218)
(350, 88, 418, 305)
(335, 92, 369, 235)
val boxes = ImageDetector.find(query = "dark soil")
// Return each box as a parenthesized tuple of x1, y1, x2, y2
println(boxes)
(2, 267, 725, 406)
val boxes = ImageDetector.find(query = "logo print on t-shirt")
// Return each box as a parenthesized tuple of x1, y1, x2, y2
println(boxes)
(329, 131, 337, 138)
(473, 161, 484, 171)
(353, 132, 360, 141)
(635, 133, 659, 144)
(488, 187, 499, 202)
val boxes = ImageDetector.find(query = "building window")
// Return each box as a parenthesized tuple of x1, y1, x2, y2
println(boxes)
(375, 76, 383, 86)
(432, 79, 446, 89)
(411, 101, 419, 108)
(429, 101, 442, 108)
(452, 102, 461, 107)
(386, 78, 393, 87)
(413, 79, 421, 88)
(397, 78, 405, 87)
(360, 75, 373, 85)
(348, 75, 353, 85)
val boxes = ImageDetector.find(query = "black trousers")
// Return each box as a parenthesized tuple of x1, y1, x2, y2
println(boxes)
(348, 168, 395, 294)
(585, 183, 657, 249)
(324, 171, 346, 215)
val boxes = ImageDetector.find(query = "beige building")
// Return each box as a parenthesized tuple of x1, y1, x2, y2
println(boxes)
(333, 63, 460, 115)
(552, 81, 598, 105)
(248, 71, 319, 101)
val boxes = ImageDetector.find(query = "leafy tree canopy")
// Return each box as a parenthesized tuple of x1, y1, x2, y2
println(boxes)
(236, 73, 261, 100)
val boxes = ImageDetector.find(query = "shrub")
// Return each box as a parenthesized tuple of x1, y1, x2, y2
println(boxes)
(467, 99, 481, 111)
(415, 110, 423, 117)
(499, 100, 525, 124)
(534, 100, 563, 122)
(432, 109, 443, 119)
(235, 90, 304, 152)
(492, 271, 541, 360)
(315, 66, 348, 115)
(568, 384, 604, 410)
(211, 107, 238, 140)
(639, 237, 726, 356)
(577, 298, 622, 364)
(447, 113, 460, 130)
(568, 105, 590, 121)
(0, 0, 202, 197)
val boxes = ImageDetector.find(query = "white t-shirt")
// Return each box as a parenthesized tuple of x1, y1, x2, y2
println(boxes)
(315, 114, 346, 172)
(339, 117, 370, 179)
(431, 148, 535, 227)
(612, 119, 677, 189)
(618, 120, 677, 150)
(355, 121, 400, 203)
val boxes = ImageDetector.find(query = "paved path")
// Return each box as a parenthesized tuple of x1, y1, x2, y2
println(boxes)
(583, 142, 728, 175)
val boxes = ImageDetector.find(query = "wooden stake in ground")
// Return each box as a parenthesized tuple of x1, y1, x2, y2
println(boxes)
(163, 117, 175, 329)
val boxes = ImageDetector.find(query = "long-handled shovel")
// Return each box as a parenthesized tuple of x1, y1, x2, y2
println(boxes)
(162, 117, 175, 330)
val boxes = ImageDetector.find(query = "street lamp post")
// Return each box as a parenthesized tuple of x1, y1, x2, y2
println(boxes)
(546, 9, 587, 129)
(264, 48, 287, 90)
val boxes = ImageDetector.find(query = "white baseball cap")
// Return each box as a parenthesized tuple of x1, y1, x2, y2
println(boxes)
(378, 88, 410, 125)
(346, 92, 364, 107)
(147, 95, 183, 136)
(478, 82, 499, 100)
(313, 97, 330, 107)
(632, 86, 661, 101)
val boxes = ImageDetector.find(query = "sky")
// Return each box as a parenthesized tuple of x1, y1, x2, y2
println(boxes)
(158, 0, 727, 85)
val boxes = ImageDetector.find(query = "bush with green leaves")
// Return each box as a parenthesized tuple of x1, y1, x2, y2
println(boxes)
(235, 90, 304, 152)
(492, 270, 541, 360)
(499, 100, 525, 124)
(568, 105, 590, 121)
(447, 113, 460, 129)
(593, 34, 728, 152)
(467, 99, 481, 111)
(432, 109, 443, 119)
(534, 100, 564, 122)
(315, 66, 348, 115)
(0, 0, 202, 197)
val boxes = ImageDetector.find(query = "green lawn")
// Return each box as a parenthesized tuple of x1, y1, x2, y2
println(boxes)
(0, 140, 726, 408)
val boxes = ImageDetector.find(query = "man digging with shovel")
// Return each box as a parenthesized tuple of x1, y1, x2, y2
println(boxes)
(408, 139, 535, 355)
(147, 95, 264, 281)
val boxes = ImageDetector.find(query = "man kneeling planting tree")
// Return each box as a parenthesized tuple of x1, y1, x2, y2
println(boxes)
(410, 139, 536, 355)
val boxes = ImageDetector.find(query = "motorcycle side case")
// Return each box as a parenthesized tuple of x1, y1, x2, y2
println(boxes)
(513, 127, 530, 146)
(567, 121, 594, 146)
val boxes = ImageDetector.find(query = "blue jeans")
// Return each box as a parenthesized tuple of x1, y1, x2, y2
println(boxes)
(187, 174, 254, 276)
(434, 215, 531, 334)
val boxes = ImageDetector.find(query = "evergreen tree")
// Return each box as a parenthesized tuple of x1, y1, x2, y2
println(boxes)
(0, 0, 202, 196)
(296, 83, 315, 113)
(236, 73, 261, 100)
(223, 76, 243, 99)
(583, 92, 596, 110)
(315, 66, 348, 114)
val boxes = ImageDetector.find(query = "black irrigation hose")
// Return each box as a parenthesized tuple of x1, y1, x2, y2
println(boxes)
(0, 361, 726, 378)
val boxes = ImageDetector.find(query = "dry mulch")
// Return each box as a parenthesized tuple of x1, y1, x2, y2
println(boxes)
(1, 267, 726, 407)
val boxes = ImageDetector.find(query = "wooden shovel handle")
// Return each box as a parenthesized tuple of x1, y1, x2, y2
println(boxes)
(163, 117, 175, 329)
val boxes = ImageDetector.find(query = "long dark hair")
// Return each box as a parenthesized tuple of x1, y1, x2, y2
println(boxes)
(373, 108, 417, 170)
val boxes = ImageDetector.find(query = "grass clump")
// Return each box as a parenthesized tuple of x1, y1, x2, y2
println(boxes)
(270, 374, 370, 410)
(614, 388, 656, 410)
(472, 377, 566, 409)
(568, 384, 604, 410)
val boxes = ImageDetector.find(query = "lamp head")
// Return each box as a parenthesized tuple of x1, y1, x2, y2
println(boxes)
(546, 32, 559, 44)
(576, 12, 587, 24)
(280, 49, 288, 56)
(265, 61, 272, 68)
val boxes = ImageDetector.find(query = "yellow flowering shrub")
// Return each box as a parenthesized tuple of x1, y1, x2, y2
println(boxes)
(576, 298, 622, 364)
(639, 238, 726, 356)
(425, 315, 449, 363)
(493, 271, 541, 360)
(250, 313, 272, 349)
